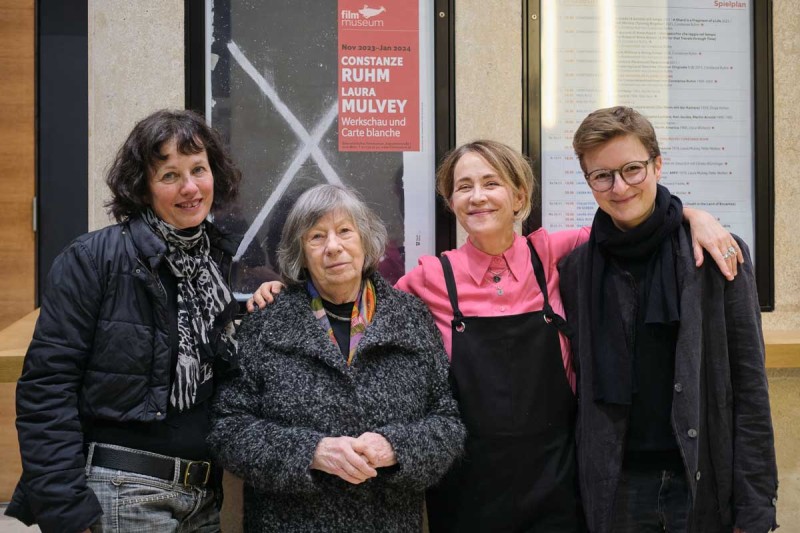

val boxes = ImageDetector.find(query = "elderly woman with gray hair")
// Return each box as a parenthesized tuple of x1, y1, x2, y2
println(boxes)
(208, 184, 465, 532)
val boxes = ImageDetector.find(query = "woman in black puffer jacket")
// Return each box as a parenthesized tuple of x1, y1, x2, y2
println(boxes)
(7, 109, 241, 533)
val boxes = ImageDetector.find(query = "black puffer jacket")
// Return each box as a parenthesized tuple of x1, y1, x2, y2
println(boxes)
(6, 216, 238, 533)
(208, 273, 466, 532)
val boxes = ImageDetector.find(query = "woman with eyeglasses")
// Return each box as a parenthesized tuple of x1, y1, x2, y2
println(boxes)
(395, 140, 743, 533)
(559, 106, 777, 532)
(250, 140, 740, 531)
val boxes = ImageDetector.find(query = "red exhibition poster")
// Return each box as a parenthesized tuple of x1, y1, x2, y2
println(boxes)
(337, 1, 420, 152)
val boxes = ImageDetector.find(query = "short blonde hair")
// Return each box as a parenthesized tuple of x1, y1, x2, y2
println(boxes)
(435, 140, 536, 221)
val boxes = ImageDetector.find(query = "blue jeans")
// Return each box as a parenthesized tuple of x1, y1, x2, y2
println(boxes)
(611, 465, 690, 532)
(85, 445, 220, 533)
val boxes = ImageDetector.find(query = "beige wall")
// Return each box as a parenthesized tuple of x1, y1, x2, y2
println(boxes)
(767, 368, 800, 527)
(454, 0, 524, 245)
(88, 1, 799, 528)
(87, 0, 185, 231)
(763, 0, 800, 330)
(455, 0, 522, 148)
(765, 3, 800, 527)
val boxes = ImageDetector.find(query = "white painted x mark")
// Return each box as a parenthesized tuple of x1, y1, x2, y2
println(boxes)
(227, 41, 342, 261)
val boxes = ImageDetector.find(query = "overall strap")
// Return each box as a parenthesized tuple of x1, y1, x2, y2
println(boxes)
(527, 240, 573, 338)
(438, 254, 466, 332)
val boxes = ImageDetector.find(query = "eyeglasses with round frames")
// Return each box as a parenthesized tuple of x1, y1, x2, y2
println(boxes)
(584, 157, 655, 192)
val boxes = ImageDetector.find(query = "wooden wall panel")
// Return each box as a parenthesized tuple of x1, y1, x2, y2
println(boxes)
(0, 382, 20, 501)
(0, 0, 35, 331)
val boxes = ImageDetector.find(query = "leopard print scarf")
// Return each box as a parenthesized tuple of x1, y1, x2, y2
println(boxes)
(143, 209, 237, 412)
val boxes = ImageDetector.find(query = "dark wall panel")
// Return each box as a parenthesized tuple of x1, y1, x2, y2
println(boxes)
(37, 0, 88, 297)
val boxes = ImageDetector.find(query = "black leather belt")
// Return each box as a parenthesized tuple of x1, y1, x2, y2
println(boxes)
(89, 445, 212, 488)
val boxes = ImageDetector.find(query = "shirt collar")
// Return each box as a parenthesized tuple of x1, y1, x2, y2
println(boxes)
(462, 234, 527, 285)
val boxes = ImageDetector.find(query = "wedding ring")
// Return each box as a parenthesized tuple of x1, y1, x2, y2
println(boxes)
(727, 246, 737, 255)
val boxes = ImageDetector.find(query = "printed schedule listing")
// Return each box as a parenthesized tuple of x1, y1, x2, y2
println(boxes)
(540, 0, 754, 250)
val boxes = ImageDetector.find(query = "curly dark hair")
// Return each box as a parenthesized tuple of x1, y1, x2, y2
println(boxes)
(105, 109, 242, 221)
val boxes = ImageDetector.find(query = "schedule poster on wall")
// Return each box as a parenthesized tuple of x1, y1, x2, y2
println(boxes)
(540, 0, 755, 251)
(204, 0, 436, 297)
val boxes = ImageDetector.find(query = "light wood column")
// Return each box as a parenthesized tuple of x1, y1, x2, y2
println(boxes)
(0, 309, 34, 501)
(0, 0, 35, 331)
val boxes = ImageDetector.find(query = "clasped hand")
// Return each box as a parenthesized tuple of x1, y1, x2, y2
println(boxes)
(310, 432, 397, 485)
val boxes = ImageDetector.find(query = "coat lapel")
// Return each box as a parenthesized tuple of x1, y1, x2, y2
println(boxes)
(672, 226, 703, 484)
(352, 274, 433, 361)
(674, 227, 703, 381)
(253, 273, 430, 374)
(259, 285, 350, 372)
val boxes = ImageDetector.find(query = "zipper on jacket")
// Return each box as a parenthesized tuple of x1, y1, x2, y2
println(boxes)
(123, 222, 167, 299)
(136, 257, 167, 300)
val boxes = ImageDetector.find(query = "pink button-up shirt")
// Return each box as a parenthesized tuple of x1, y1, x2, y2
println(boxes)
(395, 227, 590, 391)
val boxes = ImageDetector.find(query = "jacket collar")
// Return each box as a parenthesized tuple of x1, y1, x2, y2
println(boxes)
(673, 223, 704, 361)
(126, 215, 167, 271)
(249, 272, 429, 372)
(361, 273, 432, 354)
(461, 234, 525, 286)
(673, 223, 699, 292)
(125, 214, 241, 270)
(206, 219, 241, 257)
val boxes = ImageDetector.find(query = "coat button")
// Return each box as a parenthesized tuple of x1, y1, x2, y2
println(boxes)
(687, 428, 698, 438)
(772, 497, 778, 506)
(674, 382, 683, 392)
(695, 471, 701, 481)
(156, 411, 163, 417)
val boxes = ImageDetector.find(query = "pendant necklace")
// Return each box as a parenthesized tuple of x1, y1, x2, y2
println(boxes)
(325, 309, 352, 322)
(487, 267, 508, 295)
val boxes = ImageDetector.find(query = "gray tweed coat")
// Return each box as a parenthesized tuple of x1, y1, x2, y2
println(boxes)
(208, 273, 465, 532)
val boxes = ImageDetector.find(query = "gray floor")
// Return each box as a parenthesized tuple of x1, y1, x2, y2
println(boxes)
(0, 506, 39, 532)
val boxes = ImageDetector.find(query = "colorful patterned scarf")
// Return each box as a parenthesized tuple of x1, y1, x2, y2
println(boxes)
(307, 278, 376, 366)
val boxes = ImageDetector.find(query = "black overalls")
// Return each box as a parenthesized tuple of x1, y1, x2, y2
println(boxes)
(427, 241, 584, 532)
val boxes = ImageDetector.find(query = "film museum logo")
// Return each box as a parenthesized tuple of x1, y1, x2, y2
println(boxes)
(341, 5, 387, 27)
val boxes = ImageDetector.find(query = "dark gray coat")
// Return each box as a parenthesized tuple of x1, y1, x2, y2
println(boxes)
(559, 225, 778, 533)
(208, 273, 465, 532)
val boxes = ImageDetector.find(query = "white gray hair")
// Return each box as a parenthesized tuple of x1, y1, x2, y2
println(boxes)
(277, 184, 388, 285)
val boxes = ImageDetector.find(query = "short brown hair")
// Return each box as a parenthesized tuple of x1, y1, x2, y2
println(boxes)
(436, 140, 536, 221)
(572, 106, 660, 173)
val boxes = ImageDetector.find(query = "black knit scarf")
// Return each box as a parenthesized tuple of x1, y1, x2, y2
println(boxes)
(588, 184, 682, 404)
(143, 209, 237, 412)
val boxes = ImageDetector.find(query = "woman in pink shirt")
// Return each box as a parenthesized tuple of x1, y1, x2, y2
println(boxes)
(250, 140, 739, 532)
(397, 140, 737, 533)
